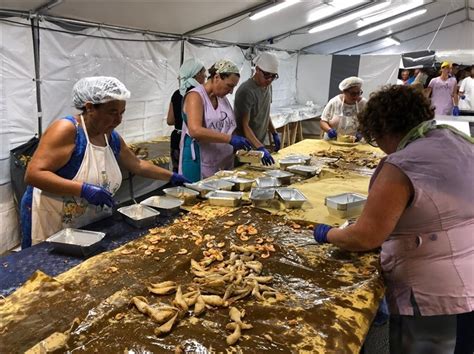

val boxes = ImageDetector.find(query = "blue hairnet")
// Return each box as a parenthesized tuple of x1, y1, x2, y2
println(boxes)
(72, 76, 130, 109)
(179, 58, 205, 96)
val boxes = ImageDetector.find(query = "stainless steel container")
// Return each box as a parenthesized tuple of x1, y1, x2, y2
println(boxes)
(264, 170, 294, 185)
(286, 164, 321, 177)
(276, 188, 308, 209)
(140, 196, 183, 216)
(225, 177, 255, 191)
(46, 228, 106, 257)
(249, 187, 276, 207)
(118, 204, 161, 228)
(205, 190, 243, 207)
(325, 193, 367, 218)
(255, 177, 281, 188)
(278, 157, 306, 170)
(236, 149, 264, 164)
(163, 186, 199, 205)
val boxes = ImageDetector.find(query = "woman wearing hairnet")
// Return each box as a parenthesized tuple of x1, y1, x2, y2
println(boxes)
(320, 76, 367, 141)
(20, 76, 189, 248)
(166, 58, 206, 172)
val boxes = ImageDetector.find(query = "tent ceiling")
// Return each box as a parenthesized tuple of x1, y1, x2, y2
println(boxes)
(0, 0, 471, 53)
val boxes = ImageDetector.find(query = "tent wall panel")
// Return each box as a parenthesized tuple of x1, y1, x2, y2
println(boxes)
(39, 20, 181, 142)
(296, 54, 332, 107)
(0, 18, 37, 252)
(358, 55, 400, 96)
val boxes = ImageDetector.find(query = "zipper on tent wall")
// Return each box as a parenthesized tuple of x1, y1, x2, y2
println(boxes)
(31, 15, 43, 137)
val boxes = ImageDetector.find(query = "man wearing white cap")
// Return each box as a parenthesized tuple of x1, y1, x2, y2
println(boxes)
(234, 52, 280, 165)
(320, 76, 367, 141)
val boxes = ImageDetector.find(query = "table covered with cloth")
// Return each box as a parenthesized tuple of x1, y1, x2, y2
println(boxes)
(0, 139, 385, 353)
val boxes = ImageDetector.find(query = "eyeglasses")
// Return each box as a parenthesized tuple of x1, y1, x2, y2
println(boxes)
(258, 67, 279, 81)
(347, 90, 363, 97)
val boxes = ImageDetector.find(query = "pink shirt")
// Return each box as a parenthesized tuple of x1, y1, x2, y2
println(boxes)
(428, 76, 457, 115)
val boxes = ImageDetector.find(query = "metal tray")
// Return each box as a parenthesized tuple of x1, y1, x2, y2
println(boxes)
(205, 190, 243, 207)
(276, 188, 308, 209)
(201, 179, 235, 191)
(184, 182, 215, 198)
(325, 193, 367, 218)
(278, 157, 306, 170)
(249, 187, 276, 207)
(214, 170, 248, 178)
(46, 228, 106, 257)
(163, 186, 199, 205)
(118, 204, 160, 228)
(236, 149, 264, 164)
(255, 176, 281, 188)
(286, 164, 321, 177)
(225, 177, 255, 191)
(140, 196, 183, 216)
(285, 154, 312, 165)
(264, 170, 294, 185)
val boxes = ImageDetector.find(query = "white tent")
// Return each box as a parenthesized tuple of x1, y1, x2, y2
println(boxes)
(0, 0, 473, 252)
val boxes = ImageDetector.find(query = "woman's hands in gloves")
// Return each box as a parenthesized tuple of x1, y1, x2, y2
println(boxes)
(170, 172, 191, 186)
(80, 182, 115, 207)
(313, 224, 332, 244)
(327, 128, 337, 139)
(272, 132, 281, 152)
(229, 135, 252, 151)
(257, 146, 275, 166)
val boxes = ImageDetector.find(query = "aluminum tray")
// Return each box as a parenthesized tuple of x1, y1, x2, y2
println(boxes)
(286, 164, 321, 177)
(286, 154, 312, 165)
(225, 177, 255, 191)
(163, 186, 199, 205)
(184, 182, 215, 198)
(140, 196, 183, 216)
(278, 157, 306, 170)
(249, 187, 276, 207)
(205, 190, 243, 207)
(255, 176, 281, 188)
(325, 193, 367, 218)
(201, 179, 235, 191)
(264, 170, 294, 185)
(118, 204, 160, 228)
(236, 149, 264, 164)
(276, 188, 308, 209)
(46, 228, 106, 257)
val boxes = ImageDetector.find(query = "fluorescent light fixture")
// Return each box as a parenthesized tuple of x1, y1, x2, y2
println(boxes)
(308, 1, 391, 34)
(356, 0, 424, 27)
(358, 8, 427, 36)
(250, 0, 300, 21)
(307, 0, 366, 23)
(385, 37, 401, 46)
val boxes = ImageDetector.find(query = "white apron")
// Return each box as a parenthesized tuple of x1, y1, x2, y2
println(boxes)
(31, 115, 122, 245)
(324, 96, 360, 139)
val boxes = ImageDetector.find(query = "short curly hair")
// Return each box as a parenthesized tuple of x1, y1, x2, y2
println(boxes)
(357, 85, 434, 142)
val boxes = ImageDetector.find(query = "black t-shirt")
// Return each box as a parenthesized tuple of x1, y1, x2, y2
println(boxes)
(171, 89, 183, 130)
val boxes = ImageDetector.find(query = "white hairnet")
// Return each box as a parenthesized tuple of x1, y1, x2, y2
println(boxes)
(339, 76, 363, 91)
(72, 76, 131, 109)
(254, 52, 279, 74)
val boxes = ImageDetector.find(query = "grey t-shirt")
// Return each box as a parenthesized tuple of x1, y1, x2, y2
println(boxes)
(234, 78, 272, 144)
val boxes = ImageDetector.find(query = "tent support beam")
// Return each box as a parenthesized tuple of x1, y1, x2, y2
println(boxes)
(299, 0, 436, 52)
(33, 0, 63, 14)
(331, 9, 465, 54)
(183, 0, 275, 36)
(30, 16, 43, 136)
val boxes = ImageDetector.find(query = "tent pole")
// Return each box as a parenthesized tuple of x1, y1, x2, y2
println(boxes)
(180, 39, 185, 66)
(31, 16, 43, 137)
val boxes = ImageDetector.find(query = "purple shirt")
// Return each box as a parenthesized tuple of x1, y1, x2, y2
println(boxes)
(428, 76, 457, 115)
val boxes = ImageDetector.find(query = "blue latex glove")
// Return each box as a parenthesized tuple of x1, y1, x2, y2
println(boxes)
(230, 135, 252, 151)
(272, 132, 281, 152)
(460, 95, 466, 100)
(327, 128, 337, 139)
(313, 224, 332, 244)
(355, 132, 363, 142)
(452, 106, 460, 116)
(80, 182, 115, 208)
(170, 172, 190, 186)
(257, 146, 275, 166)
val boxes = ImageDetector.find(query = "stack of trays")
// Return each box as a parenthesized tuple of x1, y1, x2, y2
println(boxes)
(118, 204, 161, 228)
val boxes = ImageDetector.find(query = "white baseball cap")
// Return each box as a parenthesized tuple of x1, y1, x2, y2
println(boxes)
(255, 52, 279, 74)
